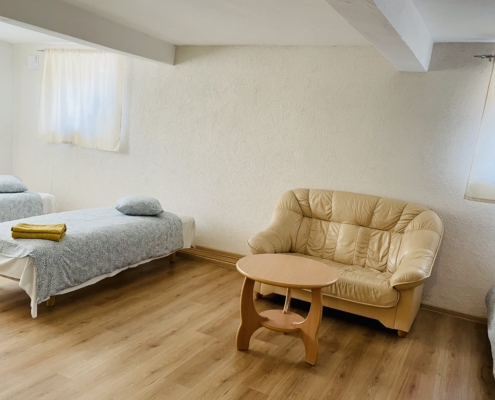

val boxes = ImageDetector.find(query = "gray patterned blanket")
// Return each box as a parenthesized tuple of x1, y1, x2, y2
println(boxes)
(0, 191, 43, 223)
(0, 207, 183, 303)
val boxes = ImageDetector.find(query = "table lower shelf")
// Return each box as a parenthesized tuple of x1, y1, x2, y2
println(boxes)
(259, 309, 305, 333)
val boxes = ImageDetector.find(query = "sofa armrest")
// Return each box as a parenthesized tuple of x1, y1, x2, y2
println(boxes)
(390, 251, 435, 291)
(248, 196, 305, 255)
(248, 226, 292, 254)
(391, 211, 443, 291)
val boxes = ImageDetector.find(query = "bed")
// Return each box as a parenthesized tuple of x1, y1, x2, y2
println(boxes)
(0, 208, 196, 318)
(0, 192, 58, 223)
(487, 285, 495, 378)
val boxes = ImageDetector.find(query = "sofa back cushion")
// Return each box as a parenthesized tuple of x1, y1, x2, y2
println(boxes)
(275, 189, 442, 274)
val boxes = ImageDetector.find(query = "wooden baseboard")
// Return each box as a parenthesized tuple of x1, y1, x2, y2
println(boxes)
(420, 304, 487, 325)
(178, 246, 487, 324)
(177, 246, 242, 270)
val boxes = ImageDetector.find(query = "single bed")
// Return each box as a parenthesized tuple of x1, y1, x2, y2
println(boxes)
(487, 285, 495, 378)
(0, 192, 58, 223)
(0, 209, 195, 318)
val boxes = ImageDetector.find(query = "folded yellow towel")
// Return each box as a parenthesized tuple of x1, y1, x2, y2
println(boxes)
(11, 232, 66, 242)
(11, 223, 66, 242)
(11, 223, 67, 235)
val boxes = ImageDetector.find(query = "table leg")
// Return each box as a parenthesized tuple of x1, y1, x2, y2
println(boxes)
(236, 277, 266, 350)
(283, 288, 292, 314)
(294, 288, 323, 365)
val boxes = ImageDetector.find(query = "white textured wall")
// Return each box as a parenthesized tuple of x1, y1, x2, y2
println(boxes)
(12, 43, 495, 317)
(0, 40, 13, 174)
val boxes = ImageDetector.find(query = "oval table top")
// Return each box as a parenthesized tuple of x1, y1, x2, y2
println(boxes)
(236, 254, 339, 289)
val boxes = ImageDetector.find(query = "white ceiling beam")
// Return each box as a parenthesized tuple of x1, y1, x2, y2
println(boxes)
(0, 0, 175, 65)
(326, 0, 433, 72)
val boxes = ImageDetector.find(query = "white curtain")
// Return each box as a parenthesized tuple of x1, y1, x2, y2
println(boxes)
(38, 49, 123, 152)
(465, 61, 495, 203)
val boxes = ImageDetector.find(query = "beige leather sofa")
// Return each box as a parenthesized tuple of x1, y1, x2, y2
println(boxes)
(248, 189, 443, 336)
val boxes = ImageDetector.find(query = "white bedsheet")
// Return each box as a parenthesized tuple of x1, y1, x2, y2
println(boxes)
(38, 193, 58, 214)
(0, 213, 195, 318)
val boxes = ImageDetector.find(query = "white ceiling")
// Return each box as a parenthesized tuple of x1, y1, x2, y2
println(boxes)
(0, 0, 494, 46)
(58, 0, 495, 45)
(414, 0, 495, 43)
(58, 0, 369, 46)
(0, 22, 69, 43)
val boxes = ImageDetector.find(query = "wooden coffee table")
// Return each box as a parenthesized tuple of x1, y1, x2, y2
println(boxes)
(236, 254, 339, 365)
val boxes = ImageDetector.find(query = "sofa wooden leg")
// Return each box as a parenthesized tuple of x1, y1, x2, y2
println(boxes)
(46, 296, 56, 307)
(170, 252, 177, 262)
(255, 292, 263, 299)
(397, 330, 407, 338)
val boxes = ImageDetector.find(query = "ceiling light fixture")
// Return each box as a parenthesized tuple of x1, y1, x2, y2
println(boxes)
(475, 55, 495, 62)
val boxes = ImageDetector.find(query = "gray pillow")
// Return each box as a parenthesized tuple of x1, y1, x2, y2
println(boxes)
(0, 175, 28, 193)
(115, 196, 164, 216)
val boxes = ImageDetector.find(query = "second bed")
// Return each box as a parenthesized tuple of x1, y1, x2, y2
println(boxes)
(0, 192, 58, 223)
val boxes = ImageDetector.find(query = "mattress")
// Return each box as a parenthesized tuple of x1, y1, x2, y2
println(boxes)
(38, 193, 58, 214)
(0, 213, 195, 318)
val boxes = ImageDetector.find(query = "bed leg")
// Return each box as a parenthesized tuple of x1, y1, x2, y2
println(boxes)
(46, 296, 56, 307)
(170, 252, 177, 262)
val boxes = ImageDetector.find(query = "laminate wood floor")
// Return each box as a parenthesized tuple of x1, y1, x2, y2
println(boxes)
(0, 257, 493, 400)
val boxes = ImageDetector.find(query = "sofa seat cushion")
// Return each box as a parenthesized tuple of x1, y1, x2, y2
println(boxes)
(287, 253, 399, 308)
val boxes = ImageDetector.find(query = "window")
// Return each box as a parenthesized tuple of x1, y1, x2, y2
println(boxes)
(38, 49, 123, 152)
(465, 61, 495, 202)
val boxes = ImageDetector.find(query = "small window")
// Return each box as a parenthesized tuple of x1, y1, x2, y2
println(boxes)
(465, 62, 495, 202)
(38, 49, 123, 152)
